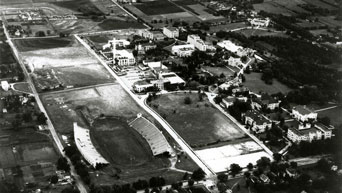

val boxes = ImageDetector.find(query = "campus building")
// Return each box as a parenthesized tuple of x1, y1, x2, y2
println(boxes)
(249, 18, 271, 27)
(251, 94, 280, 111)
(292, 105, 317, 122)
(138, 29, 165, 41)
(171, 44, 195, 57)
(163, 27, 179, 38)
(244, 110, 272, 133)
(187, 35, 207, 51)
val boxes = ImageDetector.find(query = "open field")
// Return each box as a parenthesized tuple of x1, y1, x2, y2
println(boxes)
(148, 93, 246, 148)
(13, 82, 32, 93)
(317, 106, 342, 127)
(243, 72, 292, 94)
(0, 40, 16, 64)
(202, 66, 235, 77)
(238, 29, 288, 38)
(40, 84, 153, 134)
(174, 0, 224, 21)
(302, 0, 338, 11)
(253, 2, 296, 16)
(318, 16, 342, 28)
(98, 19, 145, 30)
(209, 22, 248, 33)
(134, 0, 183, 15)
(13, 37, 74, 52)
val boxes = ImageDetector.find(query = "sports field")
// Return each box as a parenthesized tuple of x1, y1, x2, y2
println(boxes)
(148, 92, 246, 148)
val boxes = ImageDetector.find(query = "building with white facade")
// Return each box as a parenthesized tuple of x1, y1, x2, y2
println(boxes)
(163, 27, 179, 38)
(112, 50, 135, 66)
(138, 29, 165, 41)
(249, 18, 271, 27)
(218, 40, 255, 57)
(187, 35, 207, 51)
(244, 110, 272, 133)
(1, 81, 9, 91)
(171, 44, 195, 57)
(292, 105, 317, 122)
(74, 123, 109, 168)
(252, 94, 280, 111)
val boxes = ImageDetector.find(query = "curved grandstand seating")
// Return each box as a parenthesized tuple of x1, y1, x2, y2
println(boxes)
(129, 116, 172, 156)
(74, 123, 109, 168)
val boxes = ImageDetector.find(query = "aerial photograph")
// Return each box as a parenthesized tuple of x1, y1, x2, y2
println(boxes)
(0, 0, 341, 193)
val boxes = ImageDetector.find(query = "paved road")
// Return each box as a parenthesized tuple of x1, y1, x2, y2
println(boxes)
(2, 22, 88, 193)
(74, 34, 216, 177)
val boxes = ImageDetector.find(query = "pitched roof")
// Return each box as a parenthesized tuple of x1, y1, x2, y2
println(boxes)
(245, 110, 272, 125)
(292, 105, 315, 115)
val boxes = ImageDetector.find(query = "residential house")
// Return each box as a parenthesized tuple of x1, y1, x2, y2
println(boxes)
(244, 110, 272, 133)
(292, 105, 317, 122)
(220, 96, 235, 109)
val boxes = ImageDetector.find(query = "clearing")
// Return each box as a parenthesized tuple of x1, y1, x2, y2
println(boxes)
(243, 72, 292, 94)
(148, 92, 246, 148)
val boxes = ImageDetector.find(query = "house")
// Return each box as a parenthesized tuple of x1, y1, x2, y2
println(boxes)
(219, 79, 241, 91)
(249, 18, 270, 27)
(315, 123, 334, 139)
(292, 105, 317, 122)
(187, 35, 207, 51)
(171, 44, 195, 57)
(163, 27, 179, 38)
(227, 56, 244, 68)
(220, 96, 235, 108)
(251, 94, 280, 110)
(1, 81, 9, 91)
(244, 110, 272, 133)
(135, 42, 157, 54)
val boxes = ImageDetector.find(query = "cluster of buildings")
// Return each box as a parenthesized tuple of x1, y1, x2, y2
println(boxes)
(187, 34, 215, 52)
(18, 9, 42, 21)
(133, 61, 185, 93)
(287, 106, 334, 143)
(138, 29, 165, 41)
(217, 40, 256, 57)
(101, 38, 135, 66)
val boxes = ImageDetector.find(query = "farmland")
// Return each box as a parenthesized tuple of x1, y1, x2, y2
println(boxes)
(13, 37, 74, 52)
(148, 92, 246, 148)
(243, 72, 292, 94)
(134, 0, 183, 15)
(238, 29, 288, 38)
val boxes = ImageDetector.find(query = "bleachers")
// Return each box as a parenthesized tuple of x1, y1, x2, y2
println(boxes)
(129, 116, 172, 156)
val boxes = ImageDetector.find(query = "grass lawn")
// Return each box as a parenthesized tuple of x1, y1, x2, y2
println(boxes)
(134, 0, 184, 15)
(317, 106, 342, 127)
(13, 82, 31, 93)
(13, 37, 74, 52)
(243, 72, 292, 94)
(148, 93, 245, 148)
(0, 42, 16, 64)
(238, 29, 288, 38)
(98, 19, 145, 30)
(202, 66, 235, 77)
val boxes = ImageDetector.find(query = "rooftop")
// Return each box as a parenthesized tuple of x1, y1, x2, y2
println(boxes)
(293, 105, 315, 115)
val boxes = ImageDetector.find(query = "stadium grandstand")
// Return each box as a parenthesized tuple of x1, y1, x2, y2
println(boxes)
(129, 114, 173, 156)
(74, 122, 109, 168)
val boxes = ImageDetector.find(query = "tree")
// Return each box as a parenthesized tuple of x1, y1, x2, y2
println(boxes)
(273, 153, 282, 162)
(230, 163, 242, 177)
(257, 157, 271, 169)
(192, 168, 205, 181)
(184, 96, 192, 105)
(217, 173, 228, 182)
(62, 186, 80, 193)
(37, 112, 47, 125)
(247, 163, 254, 171)
(320, 117, 331, 126)
(50, 175, 58, 184)
(57, 157, 70, 172)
